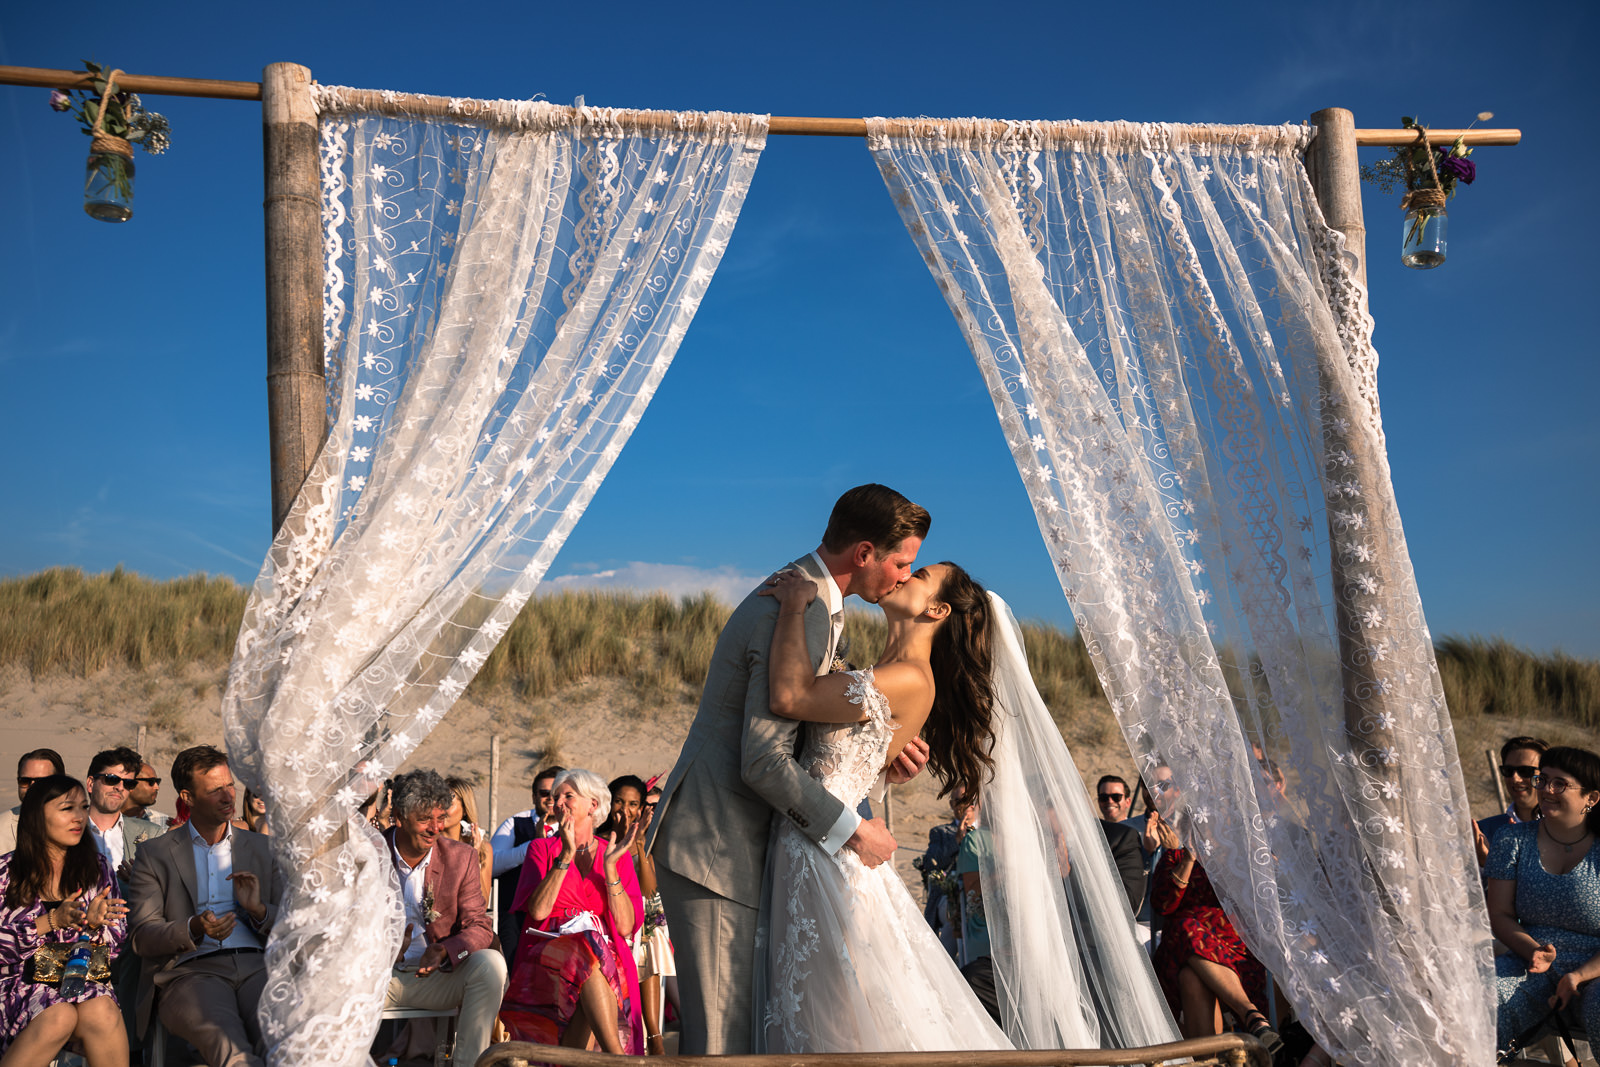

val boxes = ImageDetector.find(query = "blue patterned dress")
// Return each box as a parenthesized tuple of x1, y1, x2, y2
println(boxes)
(1485, 821, 1600, 1045)
(0, 852, 126, 1054)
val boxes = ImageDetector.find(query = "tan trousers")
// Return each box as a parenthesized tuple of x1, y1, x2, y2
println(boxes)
(385, 949, 508, 1067)
(656, 865, 759, 1055)
(157, 950, 268, 1067)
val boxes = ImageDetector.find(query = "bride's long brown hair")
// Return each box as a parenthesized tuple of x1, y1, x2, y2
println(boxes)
(925, 563, 997, 802)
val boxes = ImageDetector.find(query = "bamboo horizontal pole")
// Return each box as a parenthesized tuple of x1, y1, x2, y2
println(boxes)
(474, 1033, 1270, 1067)
(0, 64, 1520, 146)
(0, 65, 260, 100)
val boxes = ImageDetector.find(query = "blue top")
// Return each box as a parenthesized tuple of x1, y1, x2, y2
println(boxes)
(1485, 821, 1600, 943)
(956, 826, 992, 960)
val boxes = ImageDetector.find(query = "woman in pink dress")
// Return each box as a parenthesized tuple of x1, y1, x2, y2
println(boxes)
(501, 768, 645, 1053)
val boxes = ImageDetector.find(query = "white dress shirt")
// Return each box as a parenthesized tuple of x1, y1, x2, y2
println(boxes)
(807, 552, 861, 855)
(88, 813, 128, 872)
(392, 843, 433, 968)
(490, 810, 557, 877)
(176, 822, 264, 964)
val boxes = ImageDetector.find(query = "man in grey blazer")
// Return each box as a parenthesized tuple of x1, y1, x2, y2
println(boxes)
(128, 745, 282, 1067)
(650, 484, 933, 1054)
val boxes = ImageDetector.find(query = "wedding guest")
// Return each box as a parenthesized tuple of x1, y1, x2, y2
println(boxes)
(445, 776, 494, 910)
(0, 748, 65, 855)
(917, 787, 973, 959)
(127, 745, 280, 1067)
(501, 768, 644, 1054)
(84, 745, 160, 1055)
(603, 774, 676, 1054)
(1098, 795, 1147, 917)
(492, 765, 565, 960)
(122, 763, 173, 829)
(1476, 736, 1547, 867)
(955, 801, 998, 1022)
(1150, 812, 1281, 1056)
(1487, 745, 1600, 1049)
(231, 790, 271, 836)
(381, 770, 506, 1067)
(0, 774, 129, 1066)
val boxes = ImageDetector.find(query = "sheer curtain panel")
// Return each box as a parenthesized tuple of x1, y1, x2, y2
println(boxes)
(221, 93, 765, 1067)
(870, 117, 1492, 1067)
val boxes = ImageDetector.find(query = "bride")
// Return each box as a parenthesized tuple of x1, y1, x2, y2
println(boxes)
(751, 563, 1178, 1054)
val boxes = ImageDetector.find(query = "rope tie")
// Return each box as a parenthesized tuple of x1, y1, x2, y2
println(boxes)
(1398, 127, 1446, 214)
(88, 69, 133, 160)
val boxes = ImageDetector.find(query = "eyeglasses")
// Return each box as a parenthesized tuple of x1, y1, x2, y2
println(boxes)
(93, 774, 138, 789)
(1155, 780, 1177, 793)
(1499, 765, 1538, 780)
(135, 776, 161, 786)
(17, 776, 45, 787)
(1533, 774, 1582, 795)
(1097, 793, 1127, 803)
(535, 789, 553, 799)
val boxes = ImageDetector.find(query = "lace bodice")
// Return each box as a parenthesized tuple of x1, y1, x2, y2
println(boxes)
(798, 669, 895, 808)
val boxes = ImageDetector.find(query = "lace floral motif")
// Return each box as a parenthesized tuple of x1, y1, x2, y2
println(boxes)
(799, 669, 895, 808)
(870, 118, 1492, 1067)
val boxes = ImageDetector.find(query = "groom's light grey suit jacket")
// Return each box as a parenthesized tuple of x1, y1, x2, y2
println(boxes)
(650, 553, 846, 908)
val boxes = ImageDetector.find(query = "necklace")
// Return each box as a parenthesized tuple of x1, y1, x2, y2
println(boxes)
(1543, 821, 1590, 853)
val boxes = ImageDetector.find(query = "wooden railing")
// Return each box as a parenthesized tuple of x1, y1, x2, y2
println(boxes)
(474, 1035, 1272, 1067)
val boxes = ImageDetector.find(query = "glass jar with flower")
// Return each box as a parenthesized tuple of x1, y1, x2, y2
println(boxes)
(1361, 114, 1487, 270)
(50, 63, 172, 223)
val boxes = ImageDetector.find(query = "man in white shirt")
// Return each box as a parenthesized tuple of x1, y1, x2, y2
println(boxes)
(123, 762, 174, 829)
(0, 747, 64, 854)
(128, 745, 281, 1067)
(490, 764, 563, 958)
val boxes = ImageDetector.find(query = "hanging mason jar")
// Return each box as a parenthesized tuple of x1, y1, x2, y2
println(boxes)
(84, 139, 135, 223)
(1400, 187, 1447, 269)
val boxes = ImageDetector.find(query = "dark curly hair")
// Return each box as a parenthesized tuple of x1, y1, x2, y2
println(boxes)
(1539, 746, 1600, 836)
(4, 775, 103, 910)
(925, 562, 997, 803)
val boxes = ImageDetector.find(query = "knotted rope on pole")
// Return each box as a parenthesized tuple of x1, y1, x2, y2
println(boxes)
(1398, 126, 1446, 214)
(88, 68, 133, 160)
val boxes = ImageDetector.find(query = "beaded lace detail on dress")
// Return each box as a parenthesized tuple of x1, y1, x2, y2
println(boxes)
(797, 669, 895, 809)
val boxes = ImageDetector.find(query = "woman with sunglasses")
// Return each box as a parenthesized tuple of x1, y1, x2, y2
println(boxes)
(1476, 736, 1547, 868)
(1486, 745, 1600, 1050)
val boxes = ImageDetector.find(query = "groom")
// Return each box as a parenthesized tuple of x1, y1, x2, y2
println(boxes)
(651, 483, 933, 1054)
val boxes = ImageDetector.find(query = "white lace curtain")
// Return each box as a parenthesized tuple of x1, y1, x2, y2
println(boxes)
(220, 93, 765, 1067)
(870, 118, 1493, 1067)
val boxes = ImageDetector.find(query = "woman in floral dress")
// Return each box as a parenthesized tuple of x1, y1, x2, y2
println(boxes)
(0, 774, 129, 1066)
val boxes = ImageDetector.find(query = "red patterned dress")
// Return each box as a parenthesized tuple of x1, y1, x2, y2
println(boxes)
(1150, 847, 1266, 1018)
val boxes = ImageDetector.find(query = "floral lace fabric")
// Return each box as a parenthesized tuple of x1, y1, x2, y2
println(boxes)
(870, 117, 1493, 1067)
(222, 92, 766, 1067)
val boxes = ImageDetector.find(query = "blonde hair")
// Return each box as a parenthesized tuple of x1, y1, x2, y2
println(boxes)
(445, 776, 480, 829)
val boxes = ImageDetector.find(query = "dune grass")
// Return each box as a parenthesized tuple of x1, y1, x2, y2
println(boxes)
(2, 569, 1597, 733)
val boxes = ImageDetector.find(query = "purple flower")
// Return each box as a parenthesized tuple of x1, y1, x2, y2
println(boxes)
(1436, 149, 1476, 185)
(49, 88, 72, 112)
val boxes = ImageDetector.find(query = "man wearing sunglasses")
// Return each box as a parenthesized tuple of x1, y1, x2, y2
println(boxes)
(123, 761, 174, 829)
(489, 764, 565, 961)
(0, 747, 66, 854)
(1475, 735, 1548, 868)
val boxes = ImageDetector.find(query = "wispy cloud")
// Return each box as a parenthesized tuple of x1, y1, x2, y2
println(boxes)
(546, 561, 766, 605)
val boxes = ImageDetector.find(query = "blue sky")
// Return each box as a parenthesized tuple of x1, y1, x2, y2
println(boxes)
(1, 1, 1595, 655)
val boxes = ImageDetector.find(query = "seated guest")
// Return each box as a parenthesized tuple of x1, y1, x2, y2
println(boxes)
(1095, 775, 1146, 917)
(603, 774, 675, 1054)
(1150, 811, 1280, 1056)
(230, 790, 271, 836)
(491, 765, 564, 960)
(84, 745, 161, 1055)
(0, 774, 129, 1066)
(955, 800, 998, 1021)
(0, 748, 66, 855)
(381, 770, 507, 1067)
(123, 763, 173, 830)
(128, 744, 280, 1067)
(917, 787, 972, 958)
(444, 776, 495, 911)
(1487, 745, 1600, 1050)
(1477, 736, 1547, 867)
(501, 768, 644, 1053)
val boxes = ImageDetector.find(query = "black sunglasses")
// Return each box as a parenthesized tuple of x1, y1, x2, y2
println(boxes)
(1499, 765, 1538, 780)
(94, 773, 138, 789)
(1097, 793, 1127, 802)
(135, 776, 161, 786)
(17, 776, 46, 787)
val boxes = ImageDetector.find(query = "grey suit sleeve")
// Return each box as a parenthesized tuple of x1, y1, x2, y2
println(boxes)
(739, 595, 848, 845)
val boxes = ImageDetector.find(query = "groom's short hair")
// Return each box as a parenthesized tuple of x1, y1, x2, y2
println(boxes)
(821, 484, 931, 555)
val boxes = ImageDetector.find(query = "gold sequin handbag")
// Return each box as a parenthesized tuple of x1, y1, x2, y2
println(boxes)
(24, 940, 113, 986)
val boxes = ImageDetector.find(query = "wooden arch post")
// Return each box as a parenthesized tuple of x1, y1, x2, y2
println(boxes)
(262, 62, 326, 535)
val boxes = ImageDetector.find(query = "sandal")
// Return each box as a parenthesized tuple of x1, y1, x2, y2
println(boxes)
(1243, 1010, 1285, 1058)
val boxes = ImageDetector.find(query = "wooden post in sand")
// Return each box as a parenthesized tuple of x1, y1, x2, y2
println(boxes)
(136, 725, 147, 760)
(262, 62, 325, 535)
(489, 735, 502, 931)
(1489, 749, 1509, 812)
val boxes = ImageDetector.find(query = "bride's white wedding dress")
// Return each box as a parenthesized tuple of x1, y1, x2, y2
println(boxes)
(753, 668, 1011, 1053)
(751, 593, 1180, 1055)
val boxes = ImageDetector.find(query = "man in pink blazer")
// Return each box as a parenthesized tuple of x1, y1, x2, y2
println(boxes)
(382, 769, 507, 1066)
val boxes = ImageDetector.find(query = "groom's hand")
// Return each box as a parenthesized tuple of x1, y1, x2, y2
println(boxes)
(886, 737, 930, 785)
(845, 817, 897, 869)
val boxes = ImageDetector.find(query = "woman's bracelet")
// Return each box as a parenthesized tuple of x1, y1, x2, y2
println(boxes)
(45, 908, 58, 932)
(1171, 877, 1189, 888)
(779, 609, 806, 618)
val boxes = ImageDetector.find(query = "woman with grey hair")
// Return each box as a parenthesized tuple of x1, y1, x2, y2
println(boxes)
(502, 768, 645, 1053)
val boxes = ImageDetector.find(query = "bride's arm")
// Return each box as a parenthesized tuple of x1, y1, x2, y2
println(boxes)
(763, 572, 871, 723)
